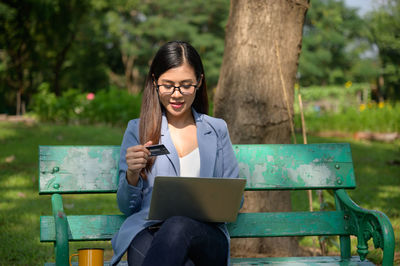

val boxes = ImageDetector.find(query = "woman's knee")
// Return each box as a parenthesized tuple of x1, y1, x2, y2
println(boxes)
(161, 216, 196, 235)
(155, 216, 198, 246)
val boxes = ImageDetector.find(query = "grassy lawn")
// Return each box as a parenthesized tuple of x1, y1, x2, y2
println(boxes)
(0, 121, 398, 265)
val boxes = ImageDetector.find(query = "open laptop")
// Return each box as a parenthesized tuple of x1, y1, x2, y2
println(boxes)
(148, 176, 246, 223)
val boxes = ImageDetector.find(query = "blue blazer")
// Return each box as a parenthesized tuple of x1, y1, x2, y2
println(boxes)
(111, 109, 240, 265)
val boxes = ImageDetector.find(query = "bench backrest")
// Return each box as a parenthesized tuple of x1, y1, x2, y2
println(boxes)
(39, 143, 355, 194)
(40, 143, 356, 242)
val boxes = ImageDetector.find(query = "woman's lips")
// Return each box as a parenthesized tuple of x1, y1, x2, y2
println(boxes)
(170, 102, 184, 109)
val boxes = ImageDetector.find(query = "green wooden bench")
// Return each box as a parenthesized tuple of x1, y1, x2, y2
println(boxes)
(39, 143, 395, 265)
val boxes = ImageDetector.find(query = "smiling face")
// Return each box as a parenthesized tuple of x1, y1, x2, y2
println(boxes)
(157, 63, 200, 121)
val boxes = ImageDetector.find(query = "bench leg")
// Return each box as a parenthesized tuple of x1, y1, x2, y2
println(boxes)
(339, 235, 351, 260)
(52, 194, 69, 266)
(335, 192, 351, 261)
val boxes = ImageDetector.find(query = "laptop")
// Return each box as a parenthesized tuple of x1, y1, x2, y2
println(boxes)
(148, 176, 246, 223)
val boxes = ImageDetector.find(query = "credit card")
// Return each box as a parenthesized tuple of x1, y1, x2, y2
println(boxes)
(146, 144, 170, 157)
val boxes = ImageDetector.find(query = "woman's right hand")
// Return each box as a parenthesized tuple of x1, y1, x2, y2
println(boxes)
(125, 141, 152, 186)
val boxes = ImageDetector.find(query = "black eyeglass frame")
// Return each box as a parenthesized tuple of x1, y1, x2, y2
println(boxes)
(155, 83, 201, 96)
(153, 75, 202, 96)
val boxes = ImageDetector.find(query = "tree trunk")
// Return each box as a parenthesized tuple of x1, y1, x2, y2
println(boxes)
(122, 53, 140, 94)
(16, 89, 22, 116)
(53, 31, 77, 96)
(214, 0, 309, 257)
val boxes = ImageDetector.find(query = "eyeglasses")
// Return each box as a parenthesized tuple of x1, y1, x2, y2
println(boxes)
(155, 83, 200, 96)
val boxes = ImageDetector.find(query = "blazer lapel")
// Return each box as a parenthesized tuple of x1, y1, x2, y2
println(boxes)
(193, 109, 217, 177)
(160, 114, 180, 176)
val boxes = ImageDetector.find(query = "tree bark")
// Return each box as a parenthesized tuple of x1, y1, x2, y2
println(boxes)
(214, 0, 309, 257)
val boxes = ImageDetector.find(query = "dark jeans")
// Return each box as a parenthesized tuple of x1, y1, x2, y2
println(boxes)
(127, 216, 228, 266)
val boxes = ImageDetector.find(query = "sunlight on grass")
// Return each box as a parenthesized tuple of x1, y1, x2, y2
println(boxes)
(0, 174, 32, 187)
(0, 123, 18, 140)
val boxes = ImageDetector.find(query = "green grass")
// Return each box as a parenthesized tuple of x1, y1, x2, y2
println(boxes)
(0, 121, 125, 265)
(0, 121, 399, 265)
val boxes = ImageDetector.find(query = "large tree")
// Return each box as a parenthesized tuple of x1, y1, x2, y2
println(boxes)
(214, 0, 309, 256)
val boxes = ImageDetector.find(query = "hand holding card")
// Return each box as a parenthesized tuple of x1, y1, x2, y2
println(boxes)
(146, 144, 170, 157)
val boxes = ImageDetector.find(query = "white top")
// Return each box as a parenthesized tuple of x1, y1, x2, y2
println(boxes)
(179, 148, 200, 177)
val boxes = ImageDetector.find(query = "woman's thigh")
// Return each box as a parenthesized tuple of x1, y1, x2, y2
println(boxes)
(127, 228, 155, 266)
(145, 216, 228, 266)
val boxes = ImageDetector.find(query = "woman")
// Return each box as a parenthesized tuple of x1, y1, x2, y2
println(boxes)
(111, 41, 239, 266)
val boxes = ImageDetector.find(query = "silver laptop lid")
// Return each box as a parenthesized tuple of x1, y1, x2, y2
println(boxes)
(148, 176, 246, 223)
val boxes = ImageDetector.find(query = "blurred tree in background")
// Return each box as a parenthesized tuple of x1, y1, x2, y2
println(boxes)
(298, 0, 370, 86)
(0, 0, 399, 116)
(299, 0, 400, 102)
(366, 0, 400, 101)
(0, 0, 229, 114)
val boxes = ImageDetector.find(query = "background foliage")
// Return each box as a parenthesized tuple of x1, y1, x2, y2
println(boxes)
(0, 0, 229, 115)
(1, 0, 400, 118)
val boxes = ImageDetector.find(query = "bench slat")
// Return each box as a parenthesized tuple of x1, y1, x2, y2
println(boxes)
(41, 211, 349, 242)
(40, 215, 125, 242)
(230, 256, 374, 265)
(234, 143, 356, 190)
(228, 211, 349, 237)
(46, 256, 375, 266)
(39, 144, 356, 194)
(39, 146, 120, 194)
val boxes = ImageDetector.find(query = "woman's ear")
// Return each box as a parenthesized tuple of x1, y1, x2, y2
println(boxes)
(198, 74, 204, 87)
(152, 74, 157, 86)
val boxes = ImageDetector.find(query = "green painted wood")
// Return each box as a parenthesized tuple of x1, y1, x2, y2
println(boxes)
(230, 256, 374, 265)
(227, 211, 350, 237)
(39, 144, 393, 265)
(51, 194, 69, 266)
(39, 143, 355, 194)
(40, 214, 126, 242)
(335, 189, 395, 265)
(41, 211, 350, 242)
(45, 257, 374, 266)
(335, 191, 352, 259)
(233, 143, 356, 190)
(40, 212, 349, 242)
(39, 146, 120, 194)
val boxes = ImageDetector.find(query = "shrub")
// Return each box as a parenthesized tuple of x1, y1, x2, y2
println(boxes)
(82, 88, 142, 126)
(31, 84, 142, 126)
(296, 102, 400, 133)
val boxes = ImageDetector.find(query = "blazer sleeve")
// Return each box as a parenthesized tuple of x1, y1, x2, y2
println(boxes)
(219, 119, 244, 209)
(220, 120, 239, 179)
(117, 119, 145, 216)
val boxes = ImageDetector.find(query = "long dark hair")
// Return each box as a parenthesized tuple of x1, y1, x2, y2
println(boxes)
(139, 41, 208, 178)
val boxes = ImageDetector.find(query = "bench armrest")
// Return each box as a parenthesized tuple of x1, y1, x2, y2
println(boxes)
(51, 194, 69, 266)
(335, 189, 395, 265)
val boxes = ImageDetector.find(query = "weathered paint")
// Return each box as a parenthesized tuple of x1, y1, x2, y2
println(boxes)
(227, 211, 350, 237)
(39, 146, 120, 194)
(39, 144, 356, 194)
(40, 214, 126, 241)
(39, 143, 394, 266)
(41, 211, 350, 241)
(233, 144, 356, 190)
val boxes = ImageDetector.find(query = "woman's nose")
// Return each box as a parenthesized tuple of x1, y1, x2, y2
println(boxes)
(171, 88, 183, 97)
